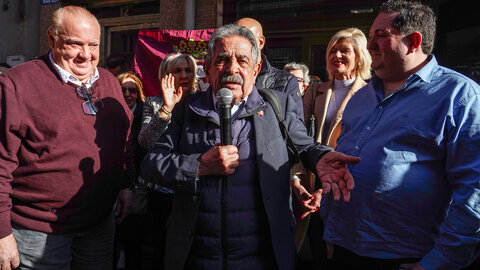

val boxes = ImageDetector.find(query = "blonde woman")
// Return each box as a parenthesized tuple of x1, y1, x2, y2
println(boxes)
(137, 52, 197, 267)
(138, 52, 197, 149)
(292, 27, 372, 266)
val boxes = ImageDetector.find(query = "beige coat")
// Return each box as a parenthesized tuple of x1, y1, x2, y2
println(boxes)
(303, 78, 367, 147)
(293, 78, 366, 186)
(292, 78, 366, 250)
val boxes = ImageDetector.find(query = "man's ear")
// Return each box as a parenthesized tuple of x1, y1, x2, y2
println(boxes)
(253, 62, 261, 78)
(407, 32, 422, 54)
(258, 35, 266, 50)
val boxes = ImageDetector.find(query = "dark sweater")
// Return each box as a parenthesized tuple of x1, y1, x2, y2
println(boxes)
(0, 54, 134, 238)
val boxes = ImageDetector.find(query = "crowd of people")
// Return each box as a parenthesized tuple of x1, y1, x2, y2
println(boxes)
(1, 1, 480, 270)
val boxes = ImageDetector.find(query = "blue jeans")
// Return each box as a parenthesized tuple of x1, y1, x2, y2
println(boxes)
(12, 213, 114, 270)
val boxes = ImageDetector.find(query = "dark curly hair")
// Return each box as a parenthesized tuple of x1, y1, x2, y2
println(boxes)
(380, 0, 436, 55)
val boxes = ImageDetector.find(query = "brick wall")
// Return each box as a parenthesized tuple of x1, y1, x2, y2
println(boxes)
(39, 3, 61, 55)
(195, 0, 218, 29)
(159, 0, 185, 29)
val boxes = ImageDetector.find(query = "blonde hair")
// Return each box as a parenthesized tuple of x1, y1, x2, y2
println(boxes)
(326, 28, 372, 81)
(49, 6, 101, 40)
(158, 53, 198, 92)
(117, 72, 146, 102)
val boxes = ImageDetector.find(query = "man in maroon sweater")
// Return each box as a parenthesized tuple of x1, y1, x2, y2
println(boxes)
(0, 6, 134, 270)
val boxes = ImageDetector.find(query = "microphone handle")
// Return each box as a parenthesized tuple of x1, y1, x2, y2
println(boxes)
(219, 105, 232, 145)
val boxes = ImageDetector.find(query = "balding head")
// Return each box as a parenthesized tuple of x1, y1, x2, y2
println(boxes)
(235, 17, 265, 62)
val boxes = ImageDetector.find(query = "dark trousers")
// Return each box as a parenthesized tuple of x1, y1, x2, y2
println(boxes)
(147, 190, 174, 270)
(306, 211, 331, 269)
(331, 244, 480, 270)
(331, 245, 420, 270)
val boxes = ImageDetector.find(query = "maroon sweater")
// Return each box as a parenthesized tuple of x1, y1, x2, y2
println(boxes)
(0, 54, 134, 238)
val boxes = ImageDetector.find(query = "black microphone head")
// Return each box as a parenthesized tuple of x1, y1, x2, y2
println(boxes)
(216, 88, 233, 106)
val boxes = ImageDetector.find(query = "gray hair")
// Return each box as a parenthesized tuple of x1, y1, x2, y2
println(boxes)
(380, 0, 436, 55)
(49, 6, 101, 40)
(284, 62, 310, 87)
(205, 24, 258, 66)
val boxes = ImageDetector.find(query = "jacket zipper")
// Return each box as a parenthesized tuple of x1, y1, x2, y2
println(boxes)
(222, 175, 227, 270)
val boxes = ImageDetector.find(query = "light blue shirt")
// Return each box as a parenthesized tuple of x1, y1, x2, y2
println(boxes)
(325, 55, 480, 270)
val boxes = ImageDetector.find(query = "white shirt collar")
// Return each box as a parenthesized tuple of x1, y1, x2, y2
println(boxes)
(49, 51, 99, 88)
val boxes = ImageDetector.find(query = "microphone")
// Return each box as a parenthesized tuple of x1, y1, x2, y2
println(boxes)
(216, 88, 233, 146)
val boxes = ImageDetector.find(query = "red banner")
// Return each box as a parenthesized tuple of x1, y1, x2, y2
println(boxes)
(131, 29, 215, 97)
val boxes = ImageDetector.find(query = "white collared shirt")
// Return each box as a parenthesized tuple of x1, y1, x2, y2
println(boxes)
(49, 51, 99, 87)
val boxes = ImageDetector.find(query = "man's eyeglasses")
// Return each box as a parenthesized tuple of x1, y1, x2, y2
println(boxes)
(75, 84, 104, 116)
(121, 86, 138, 94)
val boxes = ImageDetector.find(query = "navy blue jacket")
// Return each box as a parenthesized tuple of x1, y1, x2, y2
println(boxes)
(141, 87, 331, 270)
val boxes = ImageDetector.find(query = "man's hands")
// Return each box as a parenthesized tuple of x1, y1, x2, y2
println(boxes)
(316, 151, 361, 202)
(114, 189, 134, 223)
(0, 234, 19, 270)
(198, 145, 239, 176)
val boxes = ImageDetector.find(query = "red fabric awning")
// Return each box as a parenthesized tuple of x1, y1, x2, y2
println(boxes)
(131, 29, 215, 97)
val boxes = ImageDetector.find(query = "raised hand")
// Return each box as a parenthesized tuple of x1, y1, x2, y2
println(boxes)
(161, 73, 183, 113)
(198, 145, 239, 176)
(316, 151, 361, 202)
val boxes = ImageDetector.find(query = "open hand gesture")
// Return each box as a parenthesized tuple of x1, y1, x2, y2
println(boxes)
(316, 151, 361, 202)
(161, 73, 183, 113)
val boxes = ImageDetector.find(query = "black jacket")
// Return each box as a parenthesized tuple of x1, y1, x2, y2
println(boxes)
(255, 54, 304, 117)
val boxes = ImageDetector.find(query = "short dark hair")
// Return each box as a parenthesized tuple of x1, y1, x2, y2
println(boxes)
(380, 0, 436, 55)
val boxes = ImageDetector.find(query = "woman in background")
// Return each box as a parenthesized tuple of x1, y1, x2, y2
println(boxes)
(292, 27, 372, 269)
(138, 52, 197, 148)
(138, 52, 197, 269)
(114, 72, 148, 270)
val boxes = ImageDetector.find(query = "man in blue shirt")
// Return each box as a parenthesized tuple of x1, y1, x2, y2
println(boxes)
(323, 1, 480, 269)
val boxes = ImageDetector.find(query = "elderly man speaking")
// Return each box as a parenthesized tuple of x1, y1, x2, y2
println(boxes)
(141, 24, 360, 270)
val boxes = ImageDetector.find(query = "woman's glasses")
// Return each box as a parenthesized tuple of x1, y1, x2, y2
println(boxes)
(75, 84, 104, 116)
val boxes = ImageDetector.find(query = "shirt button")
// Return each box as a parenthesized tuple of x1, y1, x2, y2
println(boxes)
(192, 195, 198, 202)
(366, 126, 371, 130)
(378, 106, 383, 109)
(354, 146, 359, 150)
